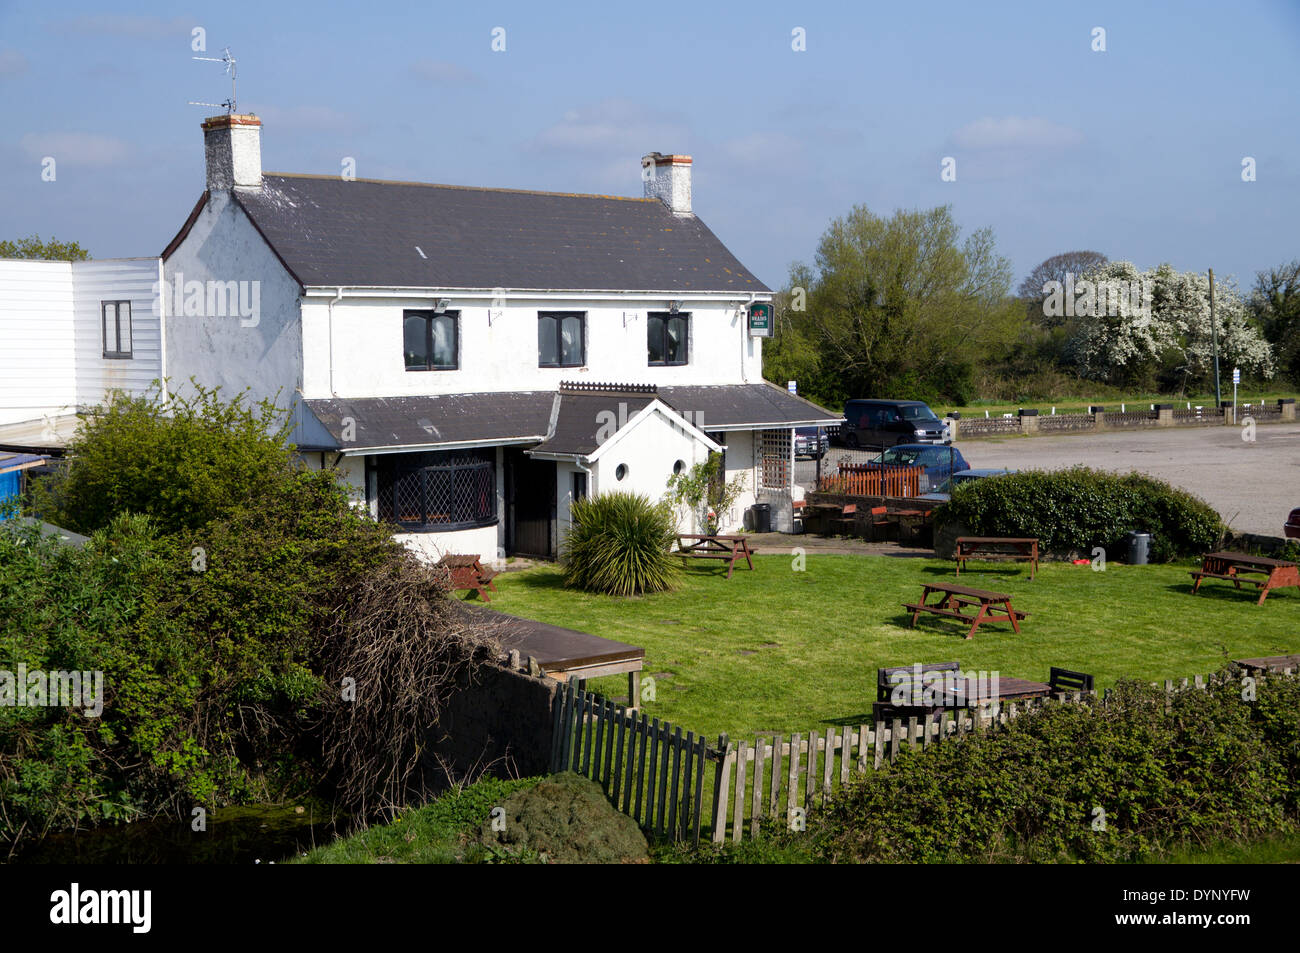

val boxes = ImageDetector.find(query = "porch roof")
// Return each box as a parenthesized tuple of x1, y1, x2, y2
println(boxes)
(526, 391, 657, 457)
(657, 383, 842, 431)
(303, 392, 556, 453)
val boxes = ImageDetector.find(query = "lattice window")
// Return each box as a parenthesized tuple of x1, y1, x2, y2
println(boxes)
(377, 450, 496, 530)
(758, 429, 792, 491)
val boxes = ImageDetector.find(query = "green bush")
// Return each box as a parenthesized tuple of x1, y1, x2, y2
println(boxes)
(562, 493, 678, 596)
(936, 466, 1221, 561)
(815, 675, 1298, 863)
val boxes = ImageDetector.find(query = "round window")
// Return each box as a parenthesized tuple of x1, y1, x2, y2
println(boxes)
(673, 459, 686, 475)
(615, 463, 628, 481)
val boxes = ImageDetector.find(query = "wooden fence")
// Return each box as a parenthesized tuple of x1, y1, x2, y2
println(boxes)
(817, 463, 922, 497)
(551, 668, 1296, 847)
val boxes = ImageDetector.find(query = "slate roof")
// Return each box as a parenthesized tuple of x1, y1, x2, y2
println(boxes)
(304, 392, 557, 451)
(219, 174, 769, 293)
(658, 384, 842, 430)
(528, 392, 656, 457)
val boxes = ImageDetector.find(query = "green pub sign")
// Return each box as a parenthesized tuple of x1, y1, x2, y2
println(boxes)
(747, 302, 774, 338)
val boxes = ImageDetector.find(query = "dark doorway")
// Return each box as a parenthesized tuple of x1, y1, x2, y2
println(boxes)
(506, 448, 556, 558)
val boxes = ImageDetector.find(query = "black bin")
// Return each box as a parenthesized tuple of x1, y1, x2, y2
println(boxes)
(1125, 531, 1151, 565)
(750, 503, 771, 534)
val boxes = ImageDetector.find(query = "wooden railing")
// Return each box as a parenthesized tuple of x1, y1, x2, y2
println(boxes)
(817, 463, 923, 497)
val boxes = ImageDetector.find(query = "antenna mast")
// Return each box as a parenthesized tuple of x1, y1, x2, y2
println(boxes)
(188, 47, 237, 113)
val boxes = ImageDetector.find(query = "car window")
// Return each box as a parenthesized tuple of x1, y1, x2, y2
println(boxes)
(879, 449, 922, 466)
(900, 405, 940, 422)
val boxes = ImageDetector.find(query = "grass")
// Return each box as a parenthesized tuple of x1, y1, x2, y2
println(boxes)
(486, 554, 1300, 740)
(291, 776, 540, 864)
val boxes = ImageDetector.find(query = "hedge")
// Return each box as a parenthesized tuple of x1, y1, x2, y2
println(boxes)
(936, 466, 1221, 561)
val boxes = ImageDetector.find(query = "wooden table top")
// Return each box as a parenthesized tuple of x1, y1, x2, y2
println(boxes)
(1235, 654, 1300, 672)
(922, 581, 1013, 601)
(1203, 552, 1297, 570)
(436, 554, 483, 568)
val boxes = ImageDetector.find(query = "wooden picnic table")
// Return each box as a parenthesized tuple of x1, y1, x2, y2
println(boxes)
(675, 534, 756, 579)
(903, 581, 1027, 639)
(1233, 654, 1300, 674)
(1189, 552, 1300, 605)
(434, 553, 499, 601)
(955, 537, 1039, 580)
(873, 661, 1050, 719)
(891, 508, 933, 545)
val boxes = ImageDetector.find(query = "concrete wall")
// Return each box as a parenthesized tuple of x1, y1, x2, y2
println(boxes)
(301, 293, 764, 400)
(162, 191, 304, 409)
(421, 661, 560, 787)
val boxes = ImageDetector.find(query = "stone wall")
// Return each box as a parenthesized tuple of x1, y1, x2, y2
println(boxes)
(950, 399, 1295, 440)
(421, 660, 560, 788)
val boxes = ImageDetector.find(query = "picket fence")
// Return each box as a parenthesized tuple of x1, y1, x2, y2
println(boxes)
(549, 667, 1294, 846)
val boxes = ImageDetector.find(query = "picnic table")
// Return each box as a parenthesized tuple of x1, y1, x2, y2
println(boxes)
(1189, 552, 1300, 605)
(435, 553, 499, 601)
(891, 507, 933, 545)
(903, 581, 1026, 639)
(1233, 654, 1300, 674)
(955, 537, 1039, 580)
(873, 661, 1051, 720)
(674, 534, 756, 579)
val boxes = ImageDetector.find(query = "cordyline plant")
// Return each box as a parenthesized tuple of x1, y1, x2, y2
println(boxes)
(562, 492, 678, 596)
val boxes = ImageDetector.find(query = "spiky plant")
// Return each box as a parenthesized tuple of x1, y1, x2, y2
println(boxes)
(562, 492, 678, 596)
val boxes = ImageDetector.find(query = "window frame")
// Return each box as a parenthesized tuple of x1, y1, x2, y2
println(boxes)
(403, 309, 460, 371)
(538, 311, 587, 368)
(102, 300, 132, 360)
(376, 449, 497, 531)
(647, 311, 690, 366)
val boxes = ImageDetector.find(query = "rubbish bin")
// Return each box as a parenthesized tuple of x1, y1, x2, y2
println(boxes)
(1125, 531, 1151, 565)
(750, 503, 771, 534)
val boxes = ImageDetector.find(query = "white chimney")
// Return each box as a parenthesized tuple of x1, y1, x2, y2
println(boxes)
(202, 114, 262, 191)
(641, 152, 692, 215)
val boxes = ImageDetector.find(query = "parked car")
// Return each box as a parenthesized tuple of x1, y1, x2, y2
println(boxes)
(1285, 508, 1300, 539)
(794, 426, 830, 459)
(840, 399, 949, 448)
(918, 468, 1017, 504)
(869, 444, 971, 493)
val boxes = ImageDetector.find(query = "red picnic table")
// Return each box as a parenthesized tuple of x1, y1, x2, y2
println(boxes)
(674, 534, 756, 579)
(1190, 552, 1300, 605)
(434, 553, 499, 601)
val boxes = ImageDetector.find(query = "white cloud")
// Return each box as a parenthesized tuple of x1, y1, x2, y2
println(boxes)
(0, 49, 28, 76)
(530, 99, 691, 158)
(20, 132, 130, 166)
(411, 60, 479, 85)
(952, 116, 1084, 151)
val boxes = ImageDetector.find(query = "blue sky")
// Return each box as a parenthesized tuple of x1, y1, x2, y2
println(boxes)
(1, 0, 1297, 294)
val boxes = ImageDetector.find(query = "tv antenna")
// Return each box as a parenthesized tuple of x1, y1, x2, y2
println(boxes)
(188, 47, 237, 113)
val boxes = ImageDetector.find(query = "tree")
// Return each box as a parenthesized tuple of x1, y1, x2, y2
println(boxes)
(775, 205, 1023, 405)
(1017, 250, 1109, 304)
(0, 234, 91, 261)
(1065, 262, 1274, 391)
(1250, 260, 1300, 385)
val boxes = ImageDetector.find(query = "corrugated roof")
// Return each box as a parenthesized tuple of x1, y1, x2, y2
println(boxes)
(225, 174, 770, 293)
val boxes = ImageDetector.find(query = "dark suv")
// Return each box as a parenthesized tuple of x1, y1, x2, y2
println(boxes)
(840, 399, 948, 449)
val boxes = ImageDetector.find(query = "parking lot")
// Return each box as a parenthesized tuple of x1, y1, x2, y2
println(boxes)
(797, 421, 1300, 538)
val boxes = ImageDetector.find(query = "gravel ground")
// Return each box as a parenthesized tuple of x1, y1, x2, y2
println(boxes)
(796, 421, 1300, 537)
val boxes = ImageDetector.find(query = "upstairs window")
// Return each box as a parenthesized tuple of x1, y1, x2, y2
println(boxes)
(404, 310, 458, 370)
(648, 312, 689, 366)
(102, 301, 132, 359)
(538, 311, 585, 367)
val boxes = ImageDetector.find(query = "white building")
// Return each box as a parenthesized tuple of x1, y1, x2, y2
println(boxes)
(2, 114, 840, 562)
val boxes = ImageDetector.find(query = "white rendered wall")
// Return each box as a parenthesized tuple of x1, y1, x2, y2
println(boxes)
(163, 191, 303, 410)
(301, 294, 764, 399)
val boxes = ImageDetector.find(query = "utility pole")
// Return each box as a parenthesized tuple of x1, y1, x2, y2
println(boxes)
(1209, 268, 1221, 406)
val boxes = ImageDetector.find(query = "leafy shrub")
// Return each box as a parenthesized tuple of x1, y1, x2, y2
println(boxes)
(815, 675, 1298, 863)
(562, 493, 678, 596)
(936, 466, 1220, 560)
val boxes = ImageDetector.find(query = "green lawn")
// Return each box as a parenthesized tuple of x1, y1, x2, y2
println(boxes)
(487, 555, 1300, 740)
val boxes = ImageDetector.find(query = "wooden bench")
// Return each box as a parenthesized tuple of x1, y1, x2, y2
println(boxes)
(1048, 667, 1094, 695)
(874, 662, 1054, 719)
(903, 581, 1027, 639)
(1190, 552, 1300, 605)
(435, 553, 499, 601)
(955, 537, 1039, 580)
(874, 661, 963, 719)
(675, 534, 756, 579)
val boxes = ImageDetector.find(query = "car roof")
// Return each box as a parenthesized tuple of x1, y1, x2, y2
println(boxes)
(846, 399, 928, 406)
